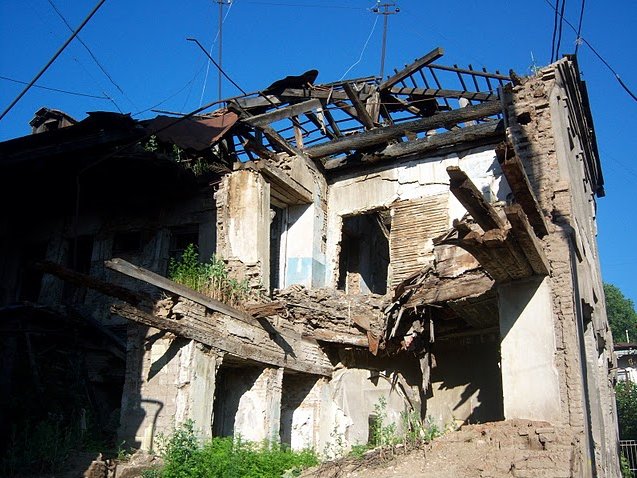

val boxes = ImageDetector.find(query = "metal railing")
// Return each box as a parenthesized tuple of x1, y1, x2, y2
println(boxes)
(621, 440, 637, 473)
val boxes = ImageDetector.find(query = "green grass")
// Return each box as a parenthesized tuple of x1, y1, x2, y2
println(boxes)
(147, 422, 318, 478)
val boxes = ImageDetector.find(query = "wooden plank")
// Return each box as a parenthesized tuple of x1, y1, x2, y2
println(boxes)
(105, 258, 255, 325)
(389, 86, 495, 102)
(482, 228, 533, 279)
(447, 166, 506, 232)
(244, 99, 322, 127)
(259, 125, 302, 157)
(495, 142, 549, 237)
(112, 303, 332, 376)
(379, 47, 445, 91)
(304, 100, 502, 158)
(305, 111, 338, 140)
(504, 204, 550, 275)
(429, 63, 510, 81)
(234, 89, 348, 110)
(241, 135, 278, 161)
(342, 82, 375, 129)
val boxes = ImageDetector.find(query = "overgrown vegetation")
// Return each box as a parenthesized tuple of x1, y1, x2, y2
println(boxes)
(604, 283, 637, 343)
(616, 380, 637, 441)
(168, 244, 249, 307)
(145, 421, 318, 478)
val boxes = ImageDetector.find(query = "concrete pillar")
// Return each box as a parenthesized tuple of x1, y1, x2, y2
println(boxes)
(234, 366, 284, 442)
(225, 170, 271, 290)
(498, 276, 561, 422)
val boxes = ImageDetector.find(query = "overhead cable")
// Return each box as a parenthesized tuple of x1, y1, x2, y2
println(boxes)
(0, 75, 109, 99)
(0, 0, 107, 121)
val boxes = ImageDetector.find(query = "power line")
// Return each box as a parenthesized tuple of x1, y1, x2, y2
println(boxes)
(372, 2, 400, 80)
(550, 0, 560, 62)
(339, 15, 379, 80)
(133, 67, 204, 117)
(45, 0, 130, 105)
(555, 0, 567, 60)
(0, 0, 107, 121)
(0, 75, 109, 100)
(187, 37, 248, 95)
(200, 0, 235, 106)
(242, 1, 365, 9)
(574, 0, 586, 54)
(544, 0, 637, 103)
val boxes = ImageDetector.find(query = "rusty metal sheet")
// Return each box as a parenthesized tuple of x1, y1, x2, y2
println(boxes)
(146, 111, 238, 151)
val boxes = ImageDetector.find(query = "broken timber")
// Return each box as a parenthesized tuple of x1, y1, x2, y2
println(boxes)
(105, 258, 333, 375)
(234, 160, 312, 205)
(495, 141, 549, 237)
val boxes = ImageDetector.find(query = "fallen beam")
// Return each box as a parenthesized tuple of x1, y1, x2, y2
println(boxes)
(405, 269, 495, 308)
(112, 303, 333, 376)
(304, 100, 502, 158)
(496, 142, 549, 237)
(309, 329, 369, 347)
(35, 260, 148, 305)
(105, 258, 255, 325)
(342, 82, 375, 129)
(447, 166, 506, 231)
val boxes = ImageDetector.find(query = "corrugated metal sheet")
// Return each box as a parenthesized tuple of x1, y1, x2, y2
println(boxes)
(389, 194, 449, 287)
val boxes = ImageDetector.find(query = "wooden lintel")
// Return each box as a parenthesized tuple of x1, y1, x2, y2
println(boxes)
(112, 303, 333, 376)
(447, 166, 506, 231)
(342, 82, 376, 129)
(504, 204, 550, 275)
(309, 329, 369, 347)
(304, 100, 501, 158)
(244, 99, 322, 127)
(105, 258, 256, 325)
(379, 47, 445, 91)
(236, 160, 312, 204)
(496, 142, 549, 237)
(35, 260, 148, 305)
(389, 86, 496, 102)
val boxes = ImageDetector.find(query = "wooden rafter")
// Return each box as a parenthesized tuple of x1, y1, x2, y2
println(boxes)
(342, 82, 375, 129)
(379, 47, 445, 91)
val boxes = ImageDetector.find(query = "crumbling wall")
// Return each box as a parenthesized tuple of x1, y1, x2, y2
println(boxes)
(326, 148, 512, 288)
(505, 59, 620, 477)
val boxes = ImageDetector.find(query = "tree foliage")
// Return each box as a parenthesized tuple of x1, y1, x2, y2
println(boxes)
(603, 283, 637, 344)
(616, 380, 637, 441)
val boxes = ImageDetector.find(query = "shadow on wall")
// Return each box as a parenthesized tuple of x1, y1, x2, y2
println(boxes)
(431, 339, 504, 425)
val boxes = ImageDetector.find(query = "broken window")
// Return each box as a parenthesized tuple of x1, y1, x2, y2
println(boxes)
(270, 206, 286, 291)
(168, 225, 199, 260)
(113, 231, 142, 257)
(338, 210, 390, 295)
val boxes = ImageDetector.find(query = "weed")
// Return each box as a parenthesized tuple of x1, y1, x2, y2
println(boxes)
(150, 421, 318, 478)
(168, 244, 250, 307)
(369, 397, 398, 447)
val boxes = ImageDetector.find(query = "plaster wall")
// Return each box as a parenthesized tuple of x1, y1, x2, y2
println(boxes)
(498, 276, 561, 422)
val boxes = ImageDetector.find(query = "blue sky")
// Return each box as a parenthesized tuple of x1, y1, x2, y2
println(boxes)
(1, 0, 636, 304)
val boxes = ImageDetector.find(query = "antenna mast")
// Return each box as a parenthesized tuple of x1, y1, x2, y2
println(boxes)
(372, 1, 399, 81)
(217, 0, 232, 101)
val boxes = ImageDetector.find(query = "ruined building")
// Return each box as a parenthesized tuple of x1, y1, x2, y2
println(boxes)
(0, 48, 620, 476)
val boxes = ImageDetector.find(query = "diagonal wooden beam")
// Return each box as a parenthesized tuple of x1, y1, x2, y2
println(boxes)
(447, 166, 506, 231)
(243, 98, 322, 127)
(379, 47, 444, 91)
(504, 204, 550, 275)
(342, 82, 375, 129)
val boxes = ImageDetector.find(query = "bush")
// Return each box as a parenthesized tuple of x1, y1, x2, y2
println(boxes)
(152, 421, 318, 478)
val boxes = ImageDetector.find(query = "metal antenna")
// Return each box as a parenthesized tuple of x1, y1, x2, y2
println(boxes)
(372, 1, 399, 81)
(217, 0, 232, 101)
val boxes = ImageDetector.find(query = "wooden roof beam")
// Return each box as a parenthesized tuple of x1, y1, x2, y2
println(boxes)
(342, 82, 376, 129)
(389, 86, 496, 102)
(304, 100, 502, 158)
(244, 98, 322, 128)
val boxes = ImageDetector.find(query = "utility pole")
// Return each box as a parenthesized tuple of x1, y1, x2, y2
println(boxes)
(372, 1, 399, 81)
(217, 0, 232, 101)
